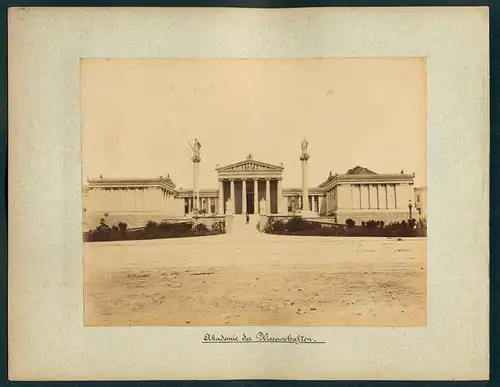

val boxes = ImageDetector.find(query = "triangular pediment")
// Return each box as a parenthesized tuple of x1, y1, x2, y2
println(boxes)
(216, 159, 283, 172)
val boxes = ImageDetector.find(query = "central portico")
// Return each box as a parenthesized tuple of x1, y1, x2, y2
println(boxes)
(216, 154, 284, 215)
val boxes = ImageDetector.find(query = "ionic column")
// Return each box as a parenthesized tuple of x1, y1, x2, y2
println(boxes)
(277, 177, 283, 214)
(394, 184, 398, 209)
(301, 153, 310, 211)
(408, 183, 413, 209)
(230, 179, 235, 213)
(265, 178, 271, 214)
(242, 179, 247, 214)
(193, 162, 200, 211)
(218, 180, 224, 214)
(254, 179, 259, 214)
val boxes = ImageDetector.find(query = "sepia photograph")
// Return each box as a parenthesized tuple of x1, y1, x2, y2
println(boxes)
(8, 6, 489, 380)
(82, 57, 427, 327)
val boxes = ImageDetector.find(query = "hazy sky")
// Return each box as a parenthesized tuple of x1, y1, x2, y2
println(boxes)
(81, 58, 426, 189)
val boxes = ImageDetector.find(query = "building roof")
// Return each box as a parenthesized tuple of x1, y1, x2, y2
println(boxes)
(318, 166, 415, 188)
(87, 174, 177, 190)
(345, 165, 377, 175)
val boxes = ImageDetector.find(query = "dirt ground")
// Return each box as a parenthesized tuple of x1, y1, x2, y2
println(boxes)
(84, 234, 426, 326)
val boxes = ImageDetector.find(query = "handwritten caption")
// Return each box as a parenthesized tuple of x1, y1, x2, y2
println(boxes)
(202, 332, 325, 345)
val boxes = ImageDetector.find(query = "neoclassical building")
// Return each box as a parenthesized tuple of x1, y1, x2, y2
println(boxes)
(83, 141, 420, 229)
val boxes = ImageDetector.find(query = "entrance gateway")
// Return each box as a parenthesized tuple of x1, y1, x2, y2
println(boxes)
(215, 154, 284, 215)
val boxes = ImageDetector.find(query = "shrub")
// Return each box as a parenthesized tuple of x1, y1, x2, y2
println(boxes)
(315, 226, 340, 236)
(145, 220, 158, 231)
(345, 218, 355, 228)
(271, 219, 286, 233)
(118, 221, 128, 231)
(283, 217, 302, 233)
(97, 217, 110, 230)
(193, 223, 209, 233)
(212, 220, 225, 232)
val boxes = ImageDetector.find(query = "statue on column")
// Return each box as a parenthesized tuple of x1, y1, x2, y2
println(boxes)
(189, 138, 202, 162)
(300, 138, 310, 160)
(301, 138, 308, 153)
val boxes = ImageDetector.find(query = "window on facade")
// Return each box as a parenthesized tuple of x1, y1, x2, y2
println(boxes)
(417, 195, 420, 202)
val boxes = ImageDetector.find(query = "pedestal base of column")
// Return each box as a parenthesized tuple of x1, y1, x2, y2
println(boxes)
(259, 214, 268, 232)
(225, 214, 235, 233)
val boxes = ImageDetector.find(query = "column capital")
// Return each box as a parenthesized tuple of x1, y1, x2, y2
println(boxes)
(253, 177, 259, 181)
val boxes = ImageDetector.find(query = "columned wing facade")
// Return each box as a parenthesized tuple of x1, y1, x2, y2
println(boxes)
(318, 167, 417, 223)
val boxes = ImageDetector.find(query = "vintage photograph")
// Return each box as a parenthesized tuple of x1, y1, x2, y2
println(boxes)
(82, 58, 427, 326)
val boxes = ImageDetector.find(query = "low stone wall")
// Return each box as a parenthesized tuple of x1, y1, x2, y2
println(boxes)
(335, 210, 415, 224)
(193, 215, 225, 229)
(84, 211, 192, 231)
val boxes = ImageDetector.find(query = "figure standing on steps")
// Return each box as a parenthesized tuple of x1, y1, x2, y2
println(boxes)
(246, 213, 250, 225)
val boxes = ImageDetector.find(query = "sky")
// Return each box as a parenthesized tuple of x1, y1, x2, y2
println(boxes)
(81, 58, 427, 189)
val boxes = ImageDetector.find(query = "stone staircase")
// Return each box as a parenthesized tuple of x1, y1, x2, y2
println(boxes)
(226, 214, 261, 238)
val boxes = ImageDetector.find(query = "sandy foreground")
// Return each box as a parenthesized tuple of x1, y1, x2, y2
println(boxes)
(84, 233, 426, 326)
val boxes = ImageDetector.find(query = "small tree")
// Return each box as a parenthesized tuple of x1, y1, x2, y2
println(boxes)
(118, 222, 128, 232)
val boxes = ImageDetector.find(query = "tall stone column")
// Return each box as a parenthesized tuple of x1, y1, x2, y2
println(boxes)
(319, 195, 323, 215)
(408, 183, 414, 208)
(241, 179, 247, 214)
(253, 179, 259, 214)
(277, 177, 283, 214)
(265, 178, 271, 214)
(218, 179, 224, 214)
(230, 179, 235, 214)
(192, 156, 200, 212)
(300, 142, 311, 212)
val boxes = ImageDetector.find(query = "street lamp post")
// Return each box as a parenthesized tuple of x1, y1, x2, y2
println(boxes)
(408, 201, 413, 221)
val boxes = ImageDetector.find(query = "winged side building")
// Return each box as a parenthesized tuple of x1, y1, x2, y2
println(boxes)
(83, 151, 421, 230)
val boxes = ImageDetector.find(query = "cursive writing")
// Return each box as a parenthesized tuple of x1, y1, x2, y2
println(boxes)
(202, 332, 325, 345)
